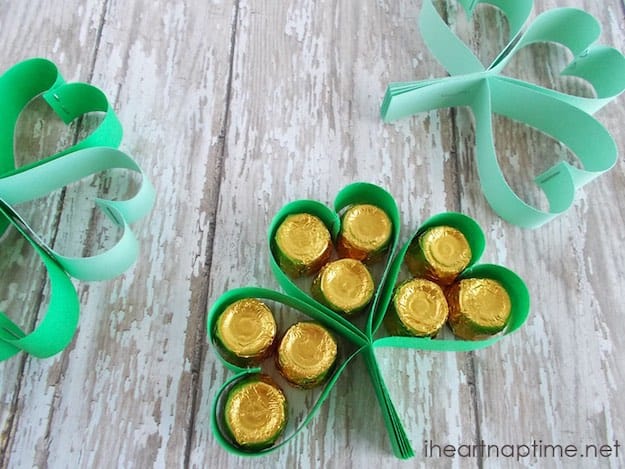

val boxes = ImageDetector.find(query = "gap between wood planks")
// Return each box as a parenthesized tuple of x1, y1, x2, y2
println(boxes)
(183, 1, 241, 468)
(443, 0, 485, 466)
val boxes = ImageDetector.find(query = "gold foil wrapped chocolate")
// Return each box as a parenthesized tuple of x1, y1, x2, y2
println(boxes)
(447, 278, 512, 340)
(384, 278, 448, 337)
(311, 258, 374, 315)
(215, 298, 277, 365)
(274, 213, 332, 277)
(276, 321, 338, 388)
(224, 375, 287, 450)
(405, 225, 471, 285)
(337, 204, 392, 263)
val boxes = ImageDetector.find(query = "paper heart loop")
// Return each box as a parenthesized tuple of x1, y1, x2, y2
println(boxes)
(267, 183, 402, 344)
(207, 287, 364, 455)
(0, 58, 123, 179)
(210, 349, 361, 456)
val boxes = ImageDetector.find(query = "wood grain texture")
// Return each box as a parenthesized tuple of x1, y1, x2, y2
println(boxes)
(1, 0, 624, 468)
(1, 0, 234, 467)
(449, 2, 625, 469)
(191, 1, 478, 467)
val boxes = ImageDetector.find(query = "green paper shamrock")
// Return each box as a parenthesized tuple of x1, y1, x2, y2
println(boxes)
(208, 182, 530, 459)
(382, 0, 625, 228)
(0, 58, 155, 360)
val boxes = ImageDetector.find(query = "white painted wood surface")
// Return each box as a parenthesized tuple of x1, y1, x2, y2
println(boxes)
(1, 1, 624, 468)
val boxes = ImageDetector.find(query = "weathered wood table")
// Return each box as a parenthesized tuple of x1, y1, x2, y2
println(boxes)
(1, 1, 624, 468)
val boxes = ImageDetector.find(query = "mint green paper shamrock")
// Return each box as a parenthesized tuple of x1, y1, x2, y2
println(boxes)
(382, 0, 625, 228)
(208, 182, 530, 459)
(0, 59, 155, 360)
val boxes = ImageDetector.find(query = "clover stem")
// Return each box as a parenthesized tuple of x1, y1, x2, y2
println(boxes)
(362, 345, 414, 459)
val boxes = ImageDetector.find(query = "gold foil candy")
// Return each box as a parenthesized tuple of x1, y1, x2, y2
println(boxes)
(311, 258, 374, 315)
(215, 298, 277, 364)
(337, 204, 392, 263)
(385, 278, 448, 337)
(447, 278, 512, 340)
(276, 321, 338, 388)
(405, 225, 471, 285)
(274, 213, 332, 277)
(224, 375, 287, 450)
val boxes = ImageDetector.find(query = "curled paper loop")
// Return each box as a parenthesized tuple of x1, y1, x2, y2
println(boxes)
(382, 0, 625, 228)
(207, 287, 365, 456)
(0, 147, 154, 280)
(0, 200, 79, 359)
(208, 182, 530, 459)
(0, 58, 155, 360)
(0, 58, 123, 181)
(210, 349, 362, 457)
(267, 183, 402, 343)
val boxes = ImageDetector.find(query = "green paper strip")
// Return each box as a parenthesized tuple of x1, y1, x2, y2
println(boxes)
(382, 0, 625, 228)
(362, 345, 414, 459)
(210, 347, 363, 457)
(0, 200, 79, 360)
(209, 183, 530, 459)
(0, 58, 154, 360)
(0, 58, 122, 182)
(0, 146, 155, 280)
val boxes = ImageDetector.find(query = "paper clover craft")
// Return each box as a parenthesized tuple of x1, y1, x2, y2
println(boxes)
(208, 183, 530, 459)
(0, 59, 154, 361)
(382, 0, 625, 228)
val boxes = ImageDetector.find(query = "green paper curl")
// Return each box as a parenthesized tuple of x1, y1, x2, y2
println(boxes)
(208, 182, 530, 459)
(382, 0, 625, 228)
(0, 58, 155, 360)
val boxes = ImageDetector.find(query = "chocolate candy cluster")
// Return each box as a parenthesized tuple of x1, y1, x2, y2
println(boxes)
(214, 297, 338, 450)
(387, 226, 511, 340)
(275, 204, 392, 315)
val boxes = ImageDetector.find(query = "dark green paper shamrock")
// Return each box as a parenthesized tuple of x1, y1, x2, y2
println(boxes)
(208, 182, 529, 459)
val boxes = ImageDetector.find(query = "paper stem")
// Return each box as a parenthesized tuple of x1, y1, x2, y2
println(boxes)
(362, 345, 414, 459)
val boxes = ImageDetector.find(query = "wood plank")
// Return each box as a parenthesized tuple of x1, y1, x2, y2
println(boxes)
(190, 0, 480, 467)
(1, 0, 236, 467)
(450, 1, 625, 467)
(0, 0, 623, 467)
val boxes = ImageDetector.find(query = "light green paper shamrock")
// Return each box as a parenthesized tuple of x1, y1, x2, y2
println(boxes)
(382, 0, 625, 228)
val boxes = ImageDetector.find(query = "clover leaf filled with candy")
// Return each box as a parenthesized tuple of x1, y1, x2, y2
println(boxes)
(207, 182, 529, 459)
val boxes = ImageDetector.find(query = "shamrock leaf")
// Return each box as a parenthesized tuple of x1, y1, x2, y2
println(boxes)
(0, 59, 155, 360)
(208, 182, 529, 459)
(382, 0, 625, 228)
(208, 287, 363, 454)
